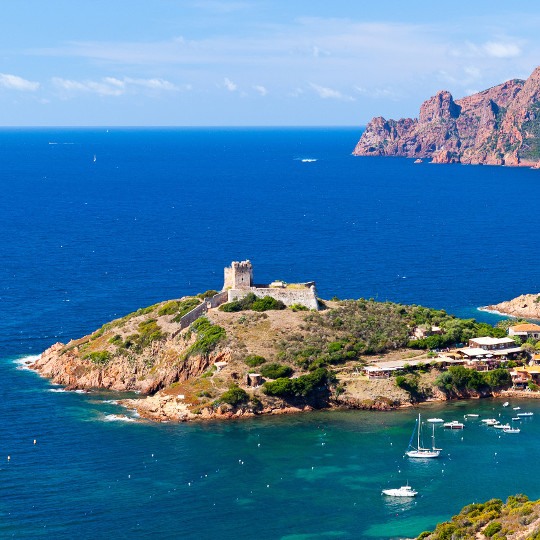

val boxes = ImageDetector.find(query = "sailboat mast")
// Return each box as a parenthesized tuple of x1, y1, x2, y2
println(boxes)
(418, 414, 421, 449)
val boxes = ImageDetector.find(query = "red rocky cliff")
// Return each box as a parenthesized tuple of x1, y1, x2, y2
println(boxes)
(353, 66, 540, 166)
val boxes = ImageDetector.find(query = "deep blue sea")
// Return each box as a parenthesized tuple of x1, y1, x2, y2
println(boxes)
(1, 128, 540, 539)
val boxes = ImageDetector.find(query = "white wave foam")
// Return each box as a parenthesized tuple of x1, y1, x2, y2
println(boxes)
(103, 414, 136, 422)
(48, 388, 68, 393)
(13, 354, 41, 370)
(477, 307, 518, 318)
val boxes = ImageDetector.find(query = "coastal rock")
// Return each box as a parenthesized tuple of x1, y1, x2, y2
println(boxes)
(353, 66, 540, 166)
(482, 293, 540, 319)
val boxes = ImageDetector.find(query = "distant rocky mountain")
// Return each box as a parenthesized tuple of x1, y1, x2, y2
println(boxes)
(353, 66, 540, 166)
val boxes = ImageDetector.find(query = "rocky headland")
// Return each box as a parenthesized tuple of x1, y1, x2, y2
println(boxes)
(353, 65, 540, 166)
(482, 293, 540, 319)
(28, 288, 518, 423)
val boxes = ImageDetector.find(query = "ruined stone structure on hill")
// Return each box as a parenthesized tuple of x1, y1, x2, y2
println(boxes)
(223, 260, 319, 310)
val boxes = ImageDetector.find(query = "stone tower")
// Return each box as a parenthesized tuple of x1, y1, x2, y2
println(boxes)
(223, 260, 253, 290)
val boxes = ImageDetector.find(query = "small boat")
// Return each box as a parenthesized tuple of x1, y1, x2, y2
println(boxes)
(517, 412, 533, 417)
(93, 154, 97, 163)
(444, 421, 464, 429)
(464, 414, 479, 418)
(427, 418, 444, 423)
(481, 418, 499, 424)
(493, 423, 510, 430)
(504, 427, 520, 433)
(382, 484, 418, 497)
(512, 417, 521, 421)
(406, 414, 441, 458)
(513, 407, 521, 410)
(503, 402, 509, 407)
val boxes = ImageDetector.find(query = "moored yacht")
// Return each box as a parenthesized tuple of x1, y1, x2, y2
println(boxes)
(382, 484, 418, 497)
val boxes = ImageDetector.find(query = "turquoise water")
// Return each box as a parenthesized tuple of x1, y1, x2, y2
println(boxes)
(4, 359, 540, 539)
(2, 128, 540, 538)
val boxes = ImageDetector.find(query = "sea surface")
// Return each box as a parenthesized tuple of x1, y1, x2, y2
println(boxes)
(1, 127, 540, 539)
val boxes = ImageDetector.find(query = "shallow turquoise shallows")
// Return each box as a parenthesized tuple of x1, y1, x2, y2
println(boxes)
(3, 362, 540, 540)
(2, 127, 540, 538)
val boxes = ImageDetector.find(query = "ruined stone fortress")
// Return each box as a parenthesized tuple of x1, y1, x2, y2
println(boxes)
(172, 260, 319, 336)
(223, 260, 319, 311)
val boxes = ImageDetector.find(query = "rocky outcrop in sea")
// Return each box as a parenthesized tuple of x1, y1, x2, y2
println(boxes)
(353, 66, 540, 166)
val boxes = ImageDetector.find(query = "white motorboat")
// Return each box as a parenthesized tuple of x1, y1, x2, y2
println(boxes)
(382, 484, 418, 497)
(444, 421, 464, 429)
(513, 407, 521, 410)
(405, 414, 441, 458)
(512, 417, 521, 421)
(493, 423, 510, 430)
(503, 402, 509, 407)
(427, 418, 443, 423)
(517, 412, 533, 417)
(481, 418, 499, 425)
(503, 427, 520, 434)
(464, 414, 479, 418)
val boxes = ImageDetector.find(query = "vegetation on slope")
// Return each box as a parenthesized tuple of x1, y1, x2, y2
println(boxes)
(417, 494, 540, 539)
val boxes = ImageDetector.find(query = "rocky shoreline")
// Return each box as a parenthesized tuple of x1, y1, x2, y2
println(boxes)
(481, 293, 540, 320)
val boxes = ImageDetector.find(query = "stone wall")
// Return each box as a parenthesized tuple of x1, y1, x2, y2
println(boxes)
(205, 290, 229, 309)
(171, 291, 230, 338)
(227, 285, 319, 310)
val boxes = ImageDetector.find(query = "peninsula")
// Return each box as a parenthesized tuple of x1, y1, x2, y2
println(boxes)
(353, 65, 540, 167)
(482, 293, 540, 320)
(30, 261, 532, 422)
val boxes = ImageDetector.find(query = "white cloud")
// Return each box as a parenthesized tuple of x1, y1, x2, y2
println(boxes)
(224, 77, 237, 91)
(354, 86, 399, 100)
(483, 41, 521, 58)
(0, 73, 40, 91)
(310, 83, 354, 101)
(51, 76, 177, 97)
(253, 85, 267, 96)
(124, 77, 177, 90)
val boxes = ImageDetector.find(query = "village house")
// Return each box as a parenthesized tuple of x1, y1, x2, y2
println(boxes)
(508, 323, 540, 340)
(468, 337, 521, 356)
(509, 366, 540, 388)
(413, 326, 443, 339)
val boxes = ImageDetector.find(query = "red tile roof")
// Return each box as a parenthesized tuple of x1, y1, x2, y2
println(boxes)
(510, 323, 540, 332)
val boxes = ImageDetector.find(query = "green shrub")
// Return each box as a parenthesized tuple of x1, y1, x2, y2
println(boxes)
(158, 301, 179, 316)
(262, 368, 328, 397)
(260, 363, 293, 379)
(83, 351, 111, 366)
(290, 303, 308, 312)
(219, 386, 249, 405)
(219, 293, 286, 313)
(186, 318, 226, 357)
(197, 290, 218, 299)
(483, 522, 502, 538)
(245, 355, 266, 367)
(108, 334, 123, 346)
(417, 533, 431, 540)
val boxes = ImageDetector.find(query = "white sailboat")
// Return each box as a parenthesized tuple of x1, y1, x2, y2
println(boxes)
(406, 413, 441, 458)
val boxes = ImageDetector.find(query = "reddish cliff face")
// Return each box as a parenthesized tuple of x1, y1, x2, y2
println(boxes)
(353, 66, 540, 166)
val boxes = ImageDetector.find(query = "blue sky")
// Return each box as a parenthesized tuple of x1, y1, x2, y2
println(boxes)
(1, 0, 540, 126)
